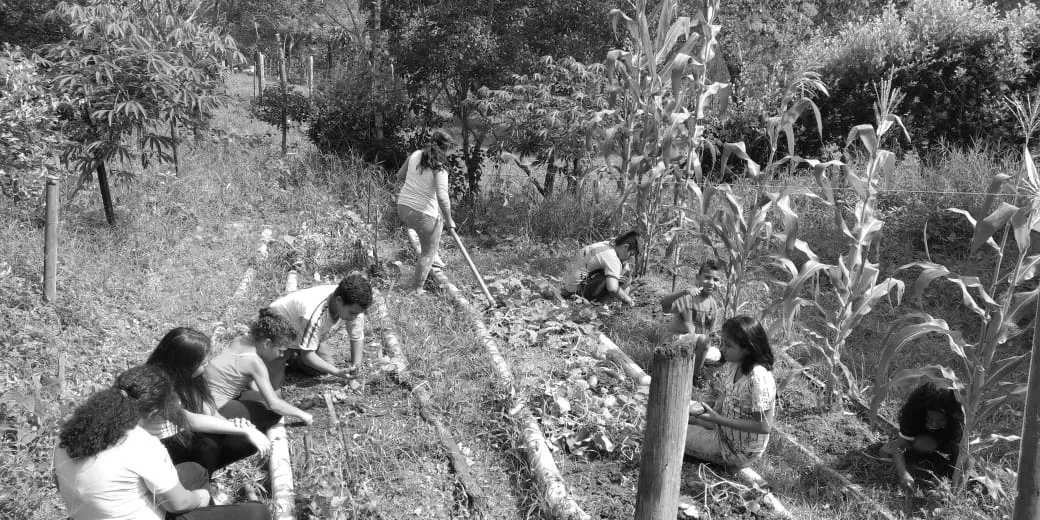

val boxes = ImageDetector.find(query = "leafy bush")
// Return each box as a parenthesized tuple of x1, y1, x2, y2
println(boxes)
(250, 84, 311, 132)
(0, 46, 61, 207)
(306, 58, 414, 170)
(805, 0, 1040, 156)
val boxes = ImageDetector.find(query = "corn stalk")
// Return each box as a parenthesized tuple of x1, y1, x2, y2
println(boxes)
(870, 93, 1040, 490)
(770, 78, 908, 411)
(594, 0, 729, 276)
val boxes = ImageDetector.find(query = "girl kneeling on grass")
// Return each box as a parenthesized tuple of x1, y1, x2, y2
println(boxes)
(685, 315, 776, 469)
(54, 365, 270, 520)
(145, 328, 272, 474)
(205, 308, 313, 427)
(883, 382, 963, 492)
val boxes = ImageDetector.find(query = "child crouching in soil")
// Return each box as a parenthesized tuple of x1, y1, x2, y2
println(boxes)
(684, 315, 776, 470)
(659, 259, 723, 385)
(882, 382, 963, 492)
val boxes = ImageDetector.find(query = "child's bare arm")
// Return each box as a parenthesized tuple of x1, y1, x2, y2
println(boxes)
(247, 357, 313, 425)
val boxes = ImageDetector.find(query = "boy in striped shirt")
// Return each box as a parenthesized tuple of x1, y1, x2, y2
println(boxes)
(264, 273, 373, 389)
(659, 259, 724, 384)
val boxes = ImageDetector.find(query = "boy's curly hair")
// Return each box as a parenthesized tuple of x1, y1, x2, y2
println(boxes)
(334, 273, 373, 309)
(898, 382, 964, 456)
(59, 365, 176, 459)
(252, 307, 297, 343)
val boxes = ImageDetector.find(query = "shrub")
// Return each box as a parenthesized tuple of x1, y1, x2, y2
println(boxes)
(0, 46, 60, 208)
(306, 56, 414, 170)
(250, 84, 311, 132)
(805, 0, 1040, 157)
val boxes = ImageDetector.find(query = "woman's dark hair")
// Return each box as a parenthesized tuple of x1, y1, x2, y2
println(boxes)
(420, 129, 454, 170)
(146, 327, 215, 414)
(252, 308, 297, 344)
(613, 230, 640, 255)
(721, 315, 774, 375)
(59, 365, 176, 459)
(898, 383, 964, 457)
(334, 273, 373, 309)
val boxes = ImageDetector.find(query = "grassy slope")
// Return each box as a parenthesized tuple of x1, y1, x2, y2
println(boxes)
(0, 72, 1020, 520)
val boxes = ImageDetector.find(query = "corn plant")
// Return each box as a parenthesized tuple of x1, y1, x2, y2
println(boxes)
(769, 78, 909, 411)
(592, 0, 729, 275)
(869, 92, 1040, 489)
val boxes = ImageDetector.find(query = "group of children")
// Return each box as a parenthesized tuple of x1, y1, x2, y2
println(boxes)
(53, 223, 965, 519)
(563, 230, 965, 487)
(54, 274, 374, 519)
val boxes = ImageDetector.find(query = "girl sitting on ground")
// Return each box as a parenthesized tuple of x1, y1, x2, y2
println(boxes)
(883, 382, 963, 492)
(684, 314, 776, 469)
(145, 327, 272, 474)
(205, 308, 313, 426)
(54, 364, 270, 520)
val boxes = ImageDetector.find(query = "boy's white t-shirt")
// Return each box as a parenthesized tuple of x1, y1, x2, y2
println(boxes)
(54, 426, 180, 520)
(562, 241, 623, 292)
(268, 284, 365, 351)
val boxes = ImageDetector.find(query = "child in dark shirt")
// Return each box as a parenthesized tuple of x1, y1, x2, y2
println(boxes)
(882, 382, 964, 491)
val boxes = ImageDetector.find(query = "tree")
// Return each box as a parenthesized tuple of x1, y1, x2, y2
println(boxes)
(42, 2, 242, 225)
(0, 46, 61, 206)
(385, 0, 622, 198)
(487, 56, 611, 197)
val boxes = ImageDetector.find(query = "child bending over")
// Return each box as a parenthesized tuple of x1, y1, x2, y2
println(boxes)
(206, 308, 314, 426)
(659, 260, 723, 383)
(882, 382, 963, 492)
(684, 315, 775, 470)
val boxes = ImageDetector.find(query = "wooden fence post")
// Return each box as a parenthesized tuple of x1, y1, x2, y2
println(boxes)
(43, 177, 59, 302)
(308, 55, 314, 98)
(635, 345, 694, 519)
(257, 52, 265, 104)
(279, 44, 288, 156)
(1014, 298, 1040, 518)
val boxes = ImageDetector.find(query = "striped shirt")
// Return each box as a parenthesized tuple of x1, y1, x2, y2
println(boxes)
(268, 285, 365, 352)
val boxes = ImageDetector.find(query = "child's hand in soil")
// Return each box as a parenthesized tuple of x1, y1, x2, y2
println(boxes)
(295, 411, 314, 426)
(899, 471, 915, 493)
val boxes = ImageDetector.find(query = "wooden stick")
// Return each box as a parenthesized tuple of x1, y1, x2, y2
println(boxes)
(448, 228, 497, 307)
(267, 420, 296, 520)
(324, 391, 340, 427)
(43, 177, 58, 302)
(635, 345, 694, 519)
(596, 333, 651, 386)
(371, 290, 489, 516)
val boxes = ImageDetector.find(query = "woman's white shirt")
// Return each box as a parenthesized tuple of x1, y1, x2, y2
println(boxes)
(54, 425, 180, 520)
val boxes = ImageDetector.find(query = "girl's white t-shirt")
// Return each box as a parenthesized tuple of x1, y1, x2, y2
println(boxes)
(397, 150, 447, 218)
(54, 426, 180, 520)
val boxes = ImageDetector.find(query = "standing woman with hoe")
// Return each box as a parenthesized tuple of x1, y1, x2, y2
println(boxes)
(396, 129, 457, 294)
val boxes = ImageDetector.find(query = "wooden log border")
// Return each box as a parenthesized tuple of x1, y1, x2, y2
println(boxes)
(406, 229, 590, 520)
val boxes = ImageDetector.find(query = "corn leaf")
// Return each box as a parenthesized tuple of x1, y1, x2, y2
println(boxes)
(982, 173, 1013, 216)
(976, 384, 1027, 425)
(983, 353, 1030, 393)
(1012, 205, 1037, 259)
(1020, 144, 1039, 198)
(876, 313, 967, 376)
(967, 203, 1019, 254)
(719, 141, 761, 180)
(846, 124, 878, 156)
(869, 365, 963, 430)
(970, 433, 1022, 451)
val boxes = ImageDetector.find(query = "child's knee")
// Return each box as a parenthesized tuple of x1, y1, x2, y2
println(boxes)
(912, 434, 939, 454)
(694, 334, 709, 352)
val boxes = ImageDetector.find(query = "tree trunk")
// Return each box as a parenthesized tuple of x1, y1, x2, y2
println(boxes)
(96, 161, 116, 225)
(370, 0, 384, 146)
(543, 150, 556, 197)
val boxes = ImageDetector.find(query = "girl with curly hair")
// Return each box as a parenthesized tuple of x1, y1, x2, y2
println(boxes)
(205, 308, 313, 426)
(145, 327, 272, 473)
(684, 315, 776, 469)
(883, 382, 964, 491)
(54, 365, 270, 519)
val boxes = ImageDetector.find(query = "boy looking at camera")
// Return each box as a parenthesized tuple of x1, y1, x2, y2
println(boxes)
(659, 259, 724, 383)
